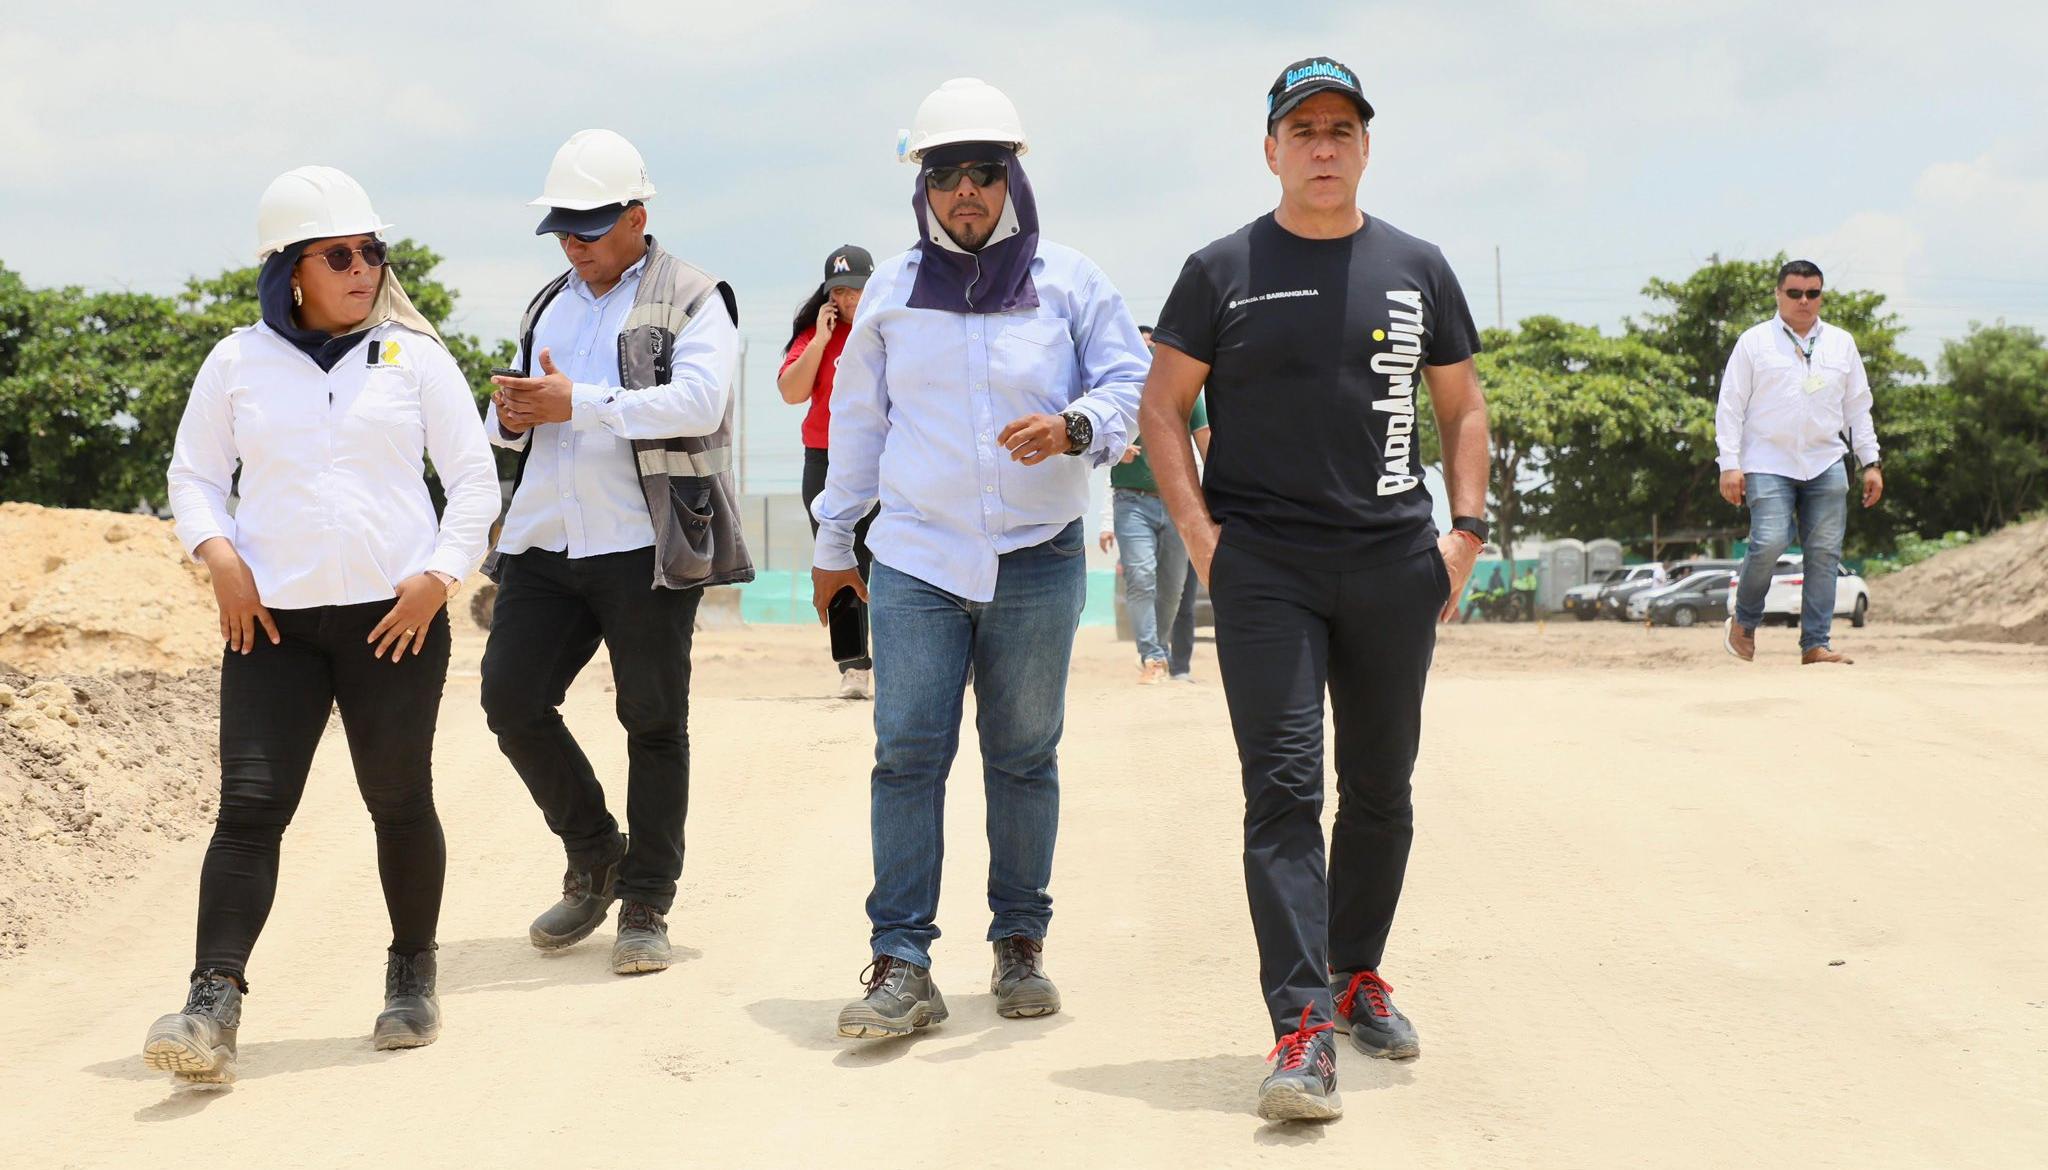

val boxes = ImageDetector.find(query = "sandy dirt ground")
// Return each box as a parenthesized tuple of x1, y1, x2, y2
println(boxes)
(1, 617, 2044, 1169)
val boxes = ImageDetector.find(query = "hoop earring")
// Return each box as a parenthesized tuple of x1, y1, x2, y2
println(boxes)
(292, 285, 303, 307)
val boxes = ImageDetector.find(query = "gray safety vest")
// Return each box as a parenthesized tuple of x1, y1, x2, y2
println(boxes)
(490, 238, 753, 590)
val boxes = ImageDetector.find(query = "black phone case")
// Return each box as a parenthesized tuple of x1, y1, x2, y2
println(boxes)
(827, 587, 868, 664)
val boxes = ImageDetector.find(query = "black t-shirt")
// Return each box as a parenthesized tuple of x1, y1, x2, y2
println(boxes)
(1152, 213, 1480, 570)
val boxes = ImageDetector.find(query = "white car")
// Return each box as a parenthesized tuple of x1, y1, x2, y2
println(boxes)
(1726, 559, 1870, 628)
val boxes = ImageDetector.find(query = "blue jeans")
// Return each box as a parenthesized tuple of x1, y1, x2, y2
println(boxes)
(864, 520, 1088, 968)
(1733, 459, 1848, 651)
(1113, 489, 1189, 665)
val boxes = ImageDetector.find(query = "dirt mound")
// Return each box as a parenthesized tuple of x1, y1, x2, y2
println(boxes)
(0, 503, 221, 674)
(0, 668, 219, 958)
(1876, 515, 2048, 644)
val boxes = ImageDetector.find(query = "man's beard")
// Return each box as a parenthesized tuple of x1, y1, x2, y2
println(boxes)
(944, 209, 994, 251)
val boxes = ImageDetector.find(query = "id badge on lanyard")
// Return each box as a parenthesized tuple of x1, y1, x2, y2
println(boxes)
(1784, 326, 1824, 394)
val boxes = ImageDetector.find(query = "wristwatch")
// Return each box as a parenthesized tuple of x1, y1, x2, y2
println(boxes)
(1060, 410, 1093, 456)
(1451, 516, 1490, 543)
(428, 570, 461, 600)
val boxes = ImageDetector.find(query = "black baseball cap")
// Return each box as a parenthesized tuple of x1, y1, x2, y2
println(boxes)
(1266, 57, 1374, 128)
(821, 244, 874, 292)
(534, 201, 636, 238)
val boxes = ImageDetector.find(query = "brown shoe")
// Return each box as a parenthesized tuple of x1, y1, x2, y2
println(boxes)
(1801, 646, 1853, 665)
(1723, 618, 1755, 662)
(1137, 661, 1167, 685)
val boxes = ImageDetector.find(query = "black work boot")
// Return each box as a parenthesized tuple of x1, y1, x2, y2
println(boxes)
(529, 834, 626, 950)
(373, 948, 441, 1050)
(610, 901, 674, 975)
(837, 956, 948, 1040)
(1257, 1006, 1342, 1122)
(142, 970, 243, 1086)
(990, 935, 1062, 1019)
(1330, 969, 1420, 1059)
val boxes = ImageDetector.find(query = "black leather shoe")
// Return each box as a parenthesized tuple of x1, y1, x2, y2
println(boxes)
(374, 948, 441, 1049)
(837, 956, 947, 1039)
(529, 835, 626, 950)
(991, 936, 1061, 1018)
(142, 970, 242, 1086)
(610, 901, 674, 975)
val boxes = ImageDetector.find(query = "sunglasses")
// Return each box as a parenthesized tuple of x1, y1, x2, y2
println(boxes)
(925, 161, 1007, 192)
(1780, 288, 1825, 301)
(552, 227, 613, 244)
(300, 240, 389, 272)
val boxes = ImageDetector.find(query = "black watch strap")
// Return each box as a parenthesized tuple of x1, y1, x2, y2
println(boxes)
(1451, 516, 1490, 542)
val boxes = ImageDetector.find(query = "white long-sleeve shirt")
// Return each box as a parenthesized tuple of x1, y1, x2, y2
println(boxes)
(1716, 315, 1879, 480)
(167, 321, 499, 610)
(489, 253, 739, 558)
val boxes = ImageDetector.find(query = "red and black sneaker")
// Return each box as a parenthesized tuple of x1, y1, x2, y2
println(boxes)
(1256, 1006, 1342, 1122)
(1330, 969, 1419, 1059)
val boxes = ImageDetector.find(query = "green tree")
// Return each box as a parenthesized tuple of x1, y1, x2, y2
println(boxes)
(1420, 316, 1704, 559)
(1884, 323, 2048, 534)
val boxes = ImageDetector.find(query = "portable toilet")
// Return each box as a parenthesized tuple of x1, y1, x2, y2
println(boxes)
(1585, 538, 1623, 581)
(1538, 539, 1586, 613)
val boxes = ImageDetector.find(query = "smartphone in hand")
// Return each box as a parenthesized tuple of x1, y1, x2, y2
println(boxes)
(827, 586, 868, 665)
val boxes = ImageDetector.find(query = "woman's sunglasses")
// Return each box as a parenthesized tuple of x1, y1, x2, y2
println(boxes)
(925, 161, 1008, 192)
(301, 240, 389, 272)
(1781, 288, 1824, 301)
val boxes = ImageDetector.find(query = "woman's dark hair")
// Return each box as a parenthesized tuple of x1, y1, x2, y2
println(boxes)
(785, 283, 831, 354)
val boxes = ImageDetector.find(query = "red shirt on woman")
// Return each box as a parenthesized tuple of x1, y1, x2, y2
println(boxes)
(781, 325, 850, 451)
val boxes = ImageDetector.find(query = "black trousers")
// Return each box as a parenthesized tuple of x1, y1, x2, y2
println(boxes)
(801, 446, 876, 672)
(480, 547, 701, 913)
(194, 602, 451, 982)
(1210, 541, 1448, 1037)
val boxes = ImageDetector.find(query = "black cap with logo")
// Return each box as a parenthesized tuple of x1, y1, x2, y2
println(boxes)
(1266, 57, 1374, 129)
(821, 244, 874, 292)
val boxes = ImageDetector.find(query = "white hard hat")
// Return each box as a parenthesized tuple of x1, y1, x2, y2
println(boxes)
(254, 166, 393, 260)
(530, 129, 657, 210)
(897, 78, 1029, 164)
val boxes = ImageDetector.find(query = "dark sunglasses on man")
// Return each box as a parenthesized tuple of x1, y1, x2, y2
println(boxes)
(1781, 288, 1825, 301)
(300, 239, 389, 272)
(552, 226, 614, 244)
(924, 161, 1007, 192)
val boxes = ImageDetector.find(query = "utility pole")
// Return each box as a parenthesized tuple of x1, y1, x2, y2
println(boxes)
(1494, 245, 1504, 331)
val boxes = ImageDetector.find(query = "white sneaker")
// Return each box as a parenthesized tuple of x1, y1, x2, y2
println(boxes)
(838, 669, 873, 700)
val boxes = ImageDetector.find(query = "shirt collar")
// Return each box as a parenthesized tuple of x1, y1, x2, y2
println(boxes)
(1777, 314, 1822, 343)
(569, 251, 650, 303)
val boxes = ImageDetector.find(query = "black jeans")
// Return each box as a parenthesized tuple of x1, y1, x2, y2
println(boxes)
(480, 547, 701, 913)
(1210, 541, 1448, 1037)
(194, 602, 451, 982)
(801, 446, 876, 672)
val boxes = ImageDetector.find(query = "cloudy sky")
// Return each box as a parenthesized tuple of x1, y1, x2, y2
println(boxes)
(3, 0, 2042, 495)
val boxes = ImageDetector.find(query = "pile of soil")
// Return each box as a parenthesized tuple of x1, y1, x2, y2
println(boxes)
(0, 503, 221, 674)
(1876, 515, 2048, 644)
(0, 668, 219, 957)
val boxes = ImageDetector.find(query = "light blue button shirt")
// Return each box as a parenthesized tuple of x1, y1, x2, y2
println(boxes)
(811, 241, 1148, 602)
(491, 252, 739, 559)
